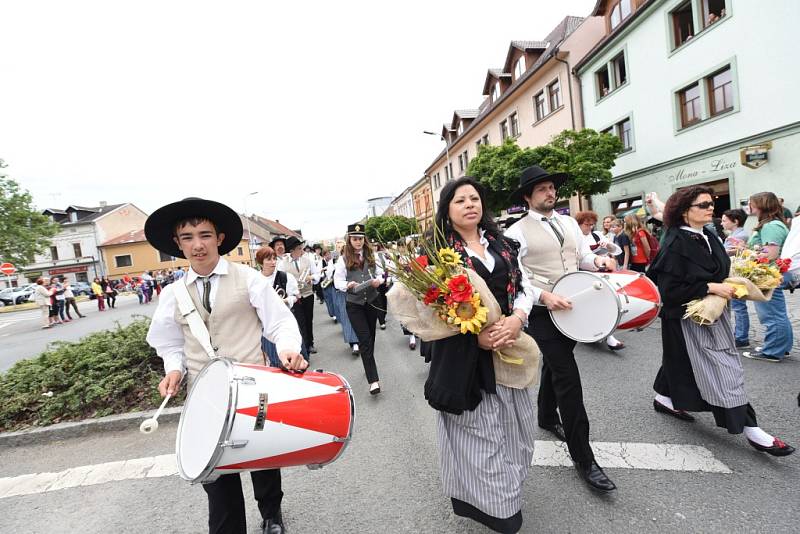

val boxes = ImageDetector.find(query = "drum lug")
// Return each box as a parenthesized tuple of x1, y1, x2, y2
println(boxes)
(221, 439, 249, 449)
(233, 376, 256, 385)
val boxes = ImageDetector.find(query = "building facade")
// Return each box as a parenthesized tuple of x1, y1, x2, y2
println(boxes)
(23, 203, 148, 284)
(387, 187, 415, 219)
(577, 0, 800, 217)
(367, 196, 393, 218)
(410, 176, 434, 232)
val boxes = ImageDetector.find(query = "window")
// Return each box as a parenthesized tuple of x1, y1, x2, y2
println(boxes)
(159, 251, 173, 262)
(702, 0, 726, 28)
(596, 50, 627, 100)
(76, 272, 89, 283)
(491, 81, 501, 102)
(534, 91, 546, 121)
(115, 255, 133, 268)
(499, 119, 509, 140)
(432, 172, 441, 189)
(609, 0, 632, 30)
(50, 246, 59, 261)
(596, 68, 611, 97)
(458, 151, 469, 173)
(612, 53, 627, 87)
(679, 83, 702, 127)
(444, 163, 453, 181)
(457, 121, 464, 135)
(509, 112, 520, 137)
(69, 212, 78, 223)
(612, 196, 644, 216)
(514, 56, 526, 79)
(672, 1, 695, 47)
(72, 243, 82, 258)
(617, 118, 633, 151)
(481, 134, 489, 145)
(600, 126, 613, 135)
(548, 80, 561, 111)
(708, 67, 733, 115)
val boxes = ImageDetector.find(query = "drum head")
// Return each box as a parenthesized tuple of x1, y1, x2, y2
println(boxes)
(176, 359, 235, 482)
(549, 272, 621, 343)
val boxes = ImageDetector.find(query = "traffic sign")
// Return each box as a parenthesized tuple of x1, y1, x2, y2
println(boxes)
(0, 262, 16, 275)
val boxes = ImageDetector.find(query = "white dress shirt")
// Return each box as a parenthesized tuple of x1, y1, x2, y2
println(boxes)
(583, 231, 622, 256)
(146, 258, 302, 376)
(463, 229, 535, 316)
(279, 254, 321, 284)
(505, 210, 601, 304)
(333, 253, 385, 291)
(263, 270, 299, 307)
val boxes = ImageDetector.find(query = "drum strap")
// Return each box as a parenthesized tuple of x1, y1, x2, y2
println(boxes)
(173, 280, 217, 360)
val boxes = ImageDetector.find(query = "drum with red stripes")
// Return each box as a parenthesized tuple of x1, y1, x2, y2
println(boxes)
(176, 359, 354, 484)
(549, 270, 662, 343)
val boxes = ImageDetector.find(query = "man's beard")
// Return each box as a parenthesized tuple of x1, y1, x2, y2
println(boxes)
(533, 198, 556, 212)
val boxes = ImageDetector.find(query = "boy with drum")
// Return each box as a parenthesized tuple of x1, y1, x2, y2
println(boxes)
(145, 197, 307, 534)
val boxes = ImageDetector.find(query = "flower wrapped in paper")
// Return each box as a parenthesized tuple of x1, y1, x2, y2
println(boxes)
(384, 236, 540, 389)
(684, 248, 788, 325)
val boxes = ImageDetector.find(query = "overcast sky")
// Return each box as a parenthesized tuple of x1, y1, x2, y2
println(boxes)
(0, 0, 595, 241)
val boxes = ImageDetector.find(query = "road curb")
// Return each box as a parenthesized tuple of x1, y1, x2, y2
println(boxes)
(0, 406, 184, 448)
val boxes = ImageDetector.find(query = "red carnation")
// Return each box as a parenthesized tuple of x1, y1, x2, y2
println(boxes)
(410, 255, 429, 271)
(423, 286, 441, 305)
(447, 274, 473, 302)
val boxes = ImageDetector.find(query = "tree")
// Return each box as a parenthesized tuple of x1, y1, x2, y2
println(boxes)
(365, 215, 418, 242)
(466, 129, 624, 213)
(0, 160, 60, 267)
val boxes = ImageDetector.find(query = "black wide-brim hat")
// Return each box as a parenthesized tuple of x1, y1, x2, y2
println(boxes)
(285, 236, 304, 252)
(508, 165, 569, 205)
(268, 235, 287, 248)
(144, 197, 243, 259)
(347, 223, 366, 236)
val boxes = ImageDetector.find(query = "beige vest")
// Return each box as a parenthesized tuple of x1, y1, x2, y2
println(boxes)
(283, 255, 314, 298)
(517, 214, 578, 292)
(174, 262, 265, 384)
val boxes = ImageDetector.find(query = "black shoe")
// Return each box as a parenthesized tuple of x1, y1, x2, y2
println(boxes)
(380, 322, 386, 330)
(539, 422, 567, 442)
(653, 399, 695, 422)
(575, 460, 616, 492)
(735, 339, 750, 348)
(747, 437, 795, 457)
(261, 512, 285, 534)
(308, 345, 317, 354)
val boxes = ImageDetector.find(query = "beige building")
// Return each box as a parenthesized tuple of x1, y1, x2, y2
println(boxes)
(410, 176, 434, 232)
(423, 15, 605, 216)
(99, 229, 254, 279)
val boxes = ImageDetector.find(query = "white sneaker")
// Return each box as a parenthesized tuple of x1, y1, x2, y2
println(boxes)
(369, 382, 381, 395)
(352, 343, 360, 355)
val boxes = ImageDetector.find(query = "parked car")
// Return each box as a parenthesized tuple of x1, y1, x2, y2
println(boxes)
(0, 286, 34, 305)
(71, 281, 93, 296)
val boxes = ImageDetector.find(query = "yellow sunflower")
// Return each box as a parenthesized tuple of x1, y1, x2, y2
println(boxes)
(437, 247, 462, 267)
(447, 293, 489, 334)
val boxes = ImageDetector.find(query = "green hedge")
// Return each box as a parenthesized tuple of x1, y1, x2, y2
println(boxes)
(0, 318, 181, 432)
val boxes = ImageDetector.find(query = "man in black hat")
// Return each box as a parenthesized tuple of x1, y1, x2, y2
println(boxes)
(144, 198, 306, 534)
(268, 235, 288, 261)
(505, 166, 618, 493)
(280, 236, 320, 356)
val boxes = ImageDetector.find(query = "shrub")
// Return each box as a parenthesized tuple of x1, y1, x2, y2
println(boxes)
(0, 317, 182, 432)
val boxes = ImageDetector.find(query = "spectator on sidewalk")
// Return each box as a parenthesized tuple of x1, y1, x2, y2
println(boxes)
(721, 209, 750, 348)
(101, 276, 117, 308)
(34, 278, 52, 329)
(63, 278, 85, 319)
(53, 278, 69, 322)
(91, 277, 105, 311)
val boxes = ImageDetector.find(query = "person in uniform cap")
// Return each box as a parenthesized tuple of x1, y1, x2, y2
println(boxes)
(144, 197, 306, 534)
(505, 166, 618, 493)
(280, 236, 320, 356)
(334, 223, 386, 394)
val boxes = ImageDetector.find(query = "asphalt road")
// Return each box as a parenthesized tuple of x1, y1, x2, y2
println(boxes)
(1, 299, 798, 533)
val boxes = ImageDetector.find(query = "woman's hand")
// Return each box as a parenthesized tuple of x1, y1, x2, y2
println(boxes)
(346, 281, 357, 290)
(477, 318, 515, 350)
(707, 282, 736, 300)
(370, 279, 382, 288)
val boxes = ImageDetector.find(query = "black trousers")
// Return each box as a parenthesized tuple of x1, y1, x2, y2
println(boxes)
(375, 289, 388, 325)
(300, 294, 314, 347)
(313, 282, 324, 302)
(528, 307, 594, 465)
(346, 301, 380, 383)
(65, 298, 83, 319)
(202, 469, 282, 534)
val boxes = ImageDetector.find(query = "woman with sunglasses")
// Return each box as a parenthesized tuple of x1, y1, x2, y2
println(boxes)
(647, 186, 793, 456)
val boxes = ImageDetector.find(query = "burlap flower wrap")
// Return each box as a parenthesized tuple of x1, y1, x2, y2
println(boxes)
(387, 269, 540, 389)
(683, 276, 775, 325)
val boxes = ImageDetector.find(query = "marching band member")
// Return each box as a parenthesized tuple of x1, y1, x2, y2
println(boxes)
(326, 252, 360, 353)
(312, 244, 326, 304)
(320, 249, 337, 321)
(334, 223, 384, 394)
(268, 235, 288, 269)
(144, 197, 306, 534)
(256, 245, 300, 367)
(648, 186, 794, 456)
(505, 166, 618, 493)
(280, 236, 321, 356)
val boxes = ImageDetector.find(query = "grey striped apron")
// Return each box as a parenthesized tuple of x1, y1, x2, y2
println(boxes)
(436, 385, 536, 519)
(680, 307, 748, 408)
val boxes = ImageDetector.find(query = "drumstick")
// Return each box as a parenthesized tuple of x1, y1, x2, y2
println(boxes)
(139, 393, 172, 434)
(563, 281, 604, 302)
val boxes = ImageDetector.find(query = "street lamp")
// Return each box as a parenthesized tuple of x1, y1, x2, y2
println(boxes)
(243, 191, 259, 267)
(423, 130, 451, 182)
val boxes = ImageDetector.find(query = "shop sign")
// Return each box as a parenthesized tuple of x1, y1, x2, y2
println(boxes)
(507, 204, 527, 215)
(49, 265, 89, 275)
(667, 157, 737, 184)
(740, 143, 771, 169)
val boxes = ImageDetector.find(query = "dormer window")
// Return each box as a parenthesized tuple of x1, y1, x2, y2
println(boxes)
(457, 121, 464, 135)
(514, 57, 526, 80)
(491, 81, 501, 102)
(69, 212, 78, 222)
(609, 0, 632, 30)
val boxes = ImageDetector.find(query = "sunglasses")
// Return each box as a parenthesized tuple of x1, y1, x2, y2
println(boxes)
(690, 201, 715, 210)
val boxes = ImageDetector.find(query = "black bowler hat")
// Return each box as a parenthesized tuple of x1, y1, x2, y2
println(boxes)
(144, 197, 243, 259)
(508, 165, 569, 205)
(347, 223, 366, 236)
(285, 236, 305, 252)
(268, 235, 287, 248)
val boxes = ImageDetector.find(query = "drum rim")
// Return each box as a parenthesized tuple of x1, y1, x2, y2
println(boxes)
(175, 358, 238, 484)
(311, 372, 356, 469)
(548, 271, 623, 343)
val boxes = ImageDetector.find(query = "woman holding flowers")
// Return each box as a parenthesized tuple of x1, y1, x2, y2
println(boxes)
(743, 192, 793, 362)
(647, 186, 793, 456)
(424, 177, 536, 533)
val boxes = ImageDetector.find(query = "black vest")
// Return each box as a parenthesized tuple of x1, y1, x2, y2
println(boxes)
(272, 270, 287, 295)
(469, 247, 511, 315)
(345, 260, 378, 305)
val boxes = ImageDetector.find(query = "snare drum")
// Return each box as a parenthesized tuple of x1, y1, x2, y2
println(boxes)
(176, 359, 354, 484)
(549, 270, 661, 343)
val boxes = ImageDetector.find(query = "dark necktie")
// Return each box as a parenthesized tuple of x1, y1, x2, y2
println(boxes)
(293, 259, 299, 271)
(542, 216, 564, 247)
(199, 275, 213, 313)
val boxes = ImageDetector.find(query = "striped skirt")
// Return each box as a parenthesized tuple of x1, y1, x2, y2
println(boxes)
(437, 385, 535, 523)
(330, 288, 358, 345)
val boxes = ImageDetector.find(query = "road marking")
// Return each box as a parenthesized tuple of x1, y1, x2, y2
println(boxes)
(533, 440, 732, 473)
(0, 454, 178, 499)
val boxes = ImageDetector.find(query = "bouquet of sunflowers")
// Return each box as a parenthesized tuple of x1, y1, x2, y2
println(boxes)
(384, 231, 540, 389)
(684, 248, 789, 325)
